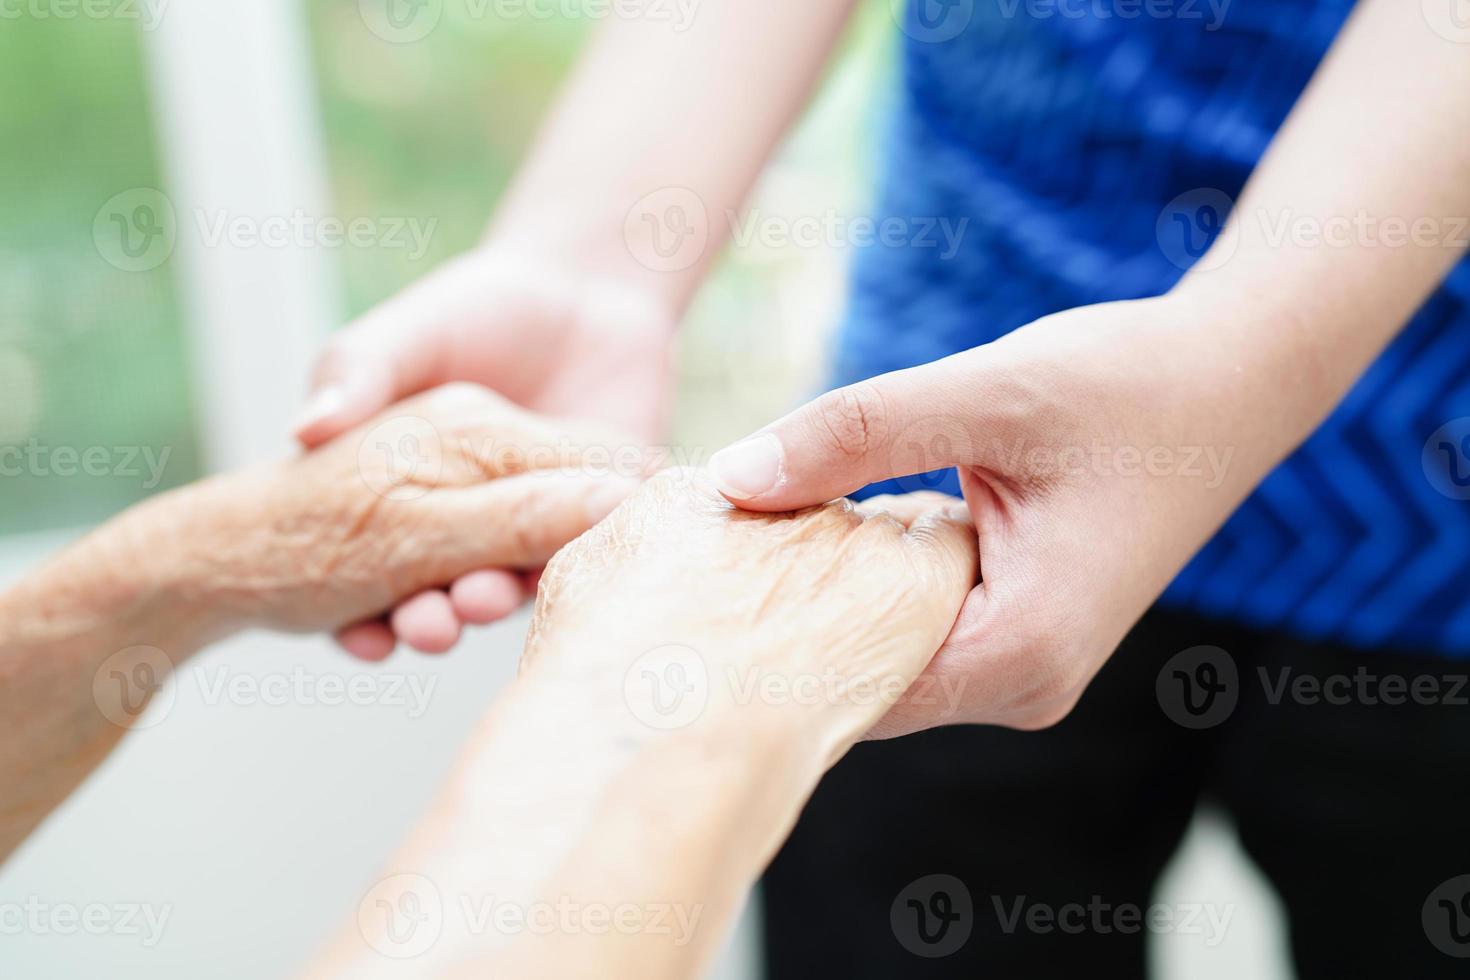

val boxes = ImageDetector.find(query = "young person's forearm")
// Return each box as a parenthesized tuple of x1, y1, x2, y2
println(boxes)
(1177, 0, 1470, 445)
(488, 0, 859, 313)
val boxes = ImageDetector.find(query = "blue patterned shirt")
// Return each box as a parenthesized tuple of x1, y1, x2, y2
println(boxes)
(837, 0, 1470, 655)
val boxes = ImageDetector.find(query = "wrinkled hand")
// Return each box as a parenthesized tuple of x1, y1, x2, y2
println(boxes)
(177, 383, 643, 659)
(707, 293, 1279, 734)
(522, 470, 978, 745)
(293, 249, 676, 652)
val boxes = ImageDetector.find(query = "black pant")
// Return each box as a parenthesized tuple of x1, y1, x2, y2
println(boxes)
(762, 608, 1470, 979)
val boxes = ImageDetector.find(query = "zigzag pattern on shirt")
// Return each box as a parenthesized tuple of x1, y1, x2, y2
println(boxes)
(836, 0, 1469, 656)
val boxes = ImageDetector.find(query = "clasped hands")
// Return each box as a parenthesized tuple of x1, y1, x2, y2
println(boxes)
(111, 381, 980, 742)
(285, 253, 1272, 740)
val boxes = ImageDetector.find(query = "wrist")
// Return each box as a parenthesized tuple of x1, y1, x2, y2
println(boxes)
(471, 651, 839, 854)
(115, 478, 259, 646)
(0, 486, 228, 667)
(1163, 271, 1362, 456)
(521, 631, 864, 767)
(478, 217, 690, 323)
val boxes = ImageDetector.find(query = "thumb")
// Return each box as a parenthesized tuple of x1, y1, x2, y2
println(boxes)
(708, 359, 975, 511)
(294, 298, 448, 449)
(903, 501, 981, 619)
(294, 340, 396, 448)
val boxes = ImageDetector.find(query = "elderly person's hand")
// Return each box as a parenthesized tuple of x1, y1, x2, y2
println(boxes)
(524, 471, 980, 743)
(184, 382, 642, 657)
(0, 382, 639, 858)
(308, 473, 977, 980)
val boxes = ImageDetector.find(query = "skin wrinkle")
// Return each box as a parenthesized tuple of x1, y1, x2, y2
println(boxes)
(221, 391, 642, 635)
(315, 484, 388, 586)
(0, 381, 663, 866)
(522, 510, 640, 667)
(306, 460, 973, 977)
(525, 473, 974, 716)
(745, 510, 865, 625)
(818, 385, 884, 462)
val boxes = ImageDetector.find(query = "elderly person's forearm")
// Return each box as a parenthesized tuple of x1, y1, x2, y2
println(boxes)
(0, 385, 639, 862)
(0, 490, 224, 858)
(306, 476, 976, 980)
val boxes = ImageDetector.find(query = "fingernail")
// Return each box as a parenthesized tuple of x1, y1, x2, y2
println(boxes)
(584, 476, 641, 524)
(709, 433, 784, 500)
(294, 386, 347, 434)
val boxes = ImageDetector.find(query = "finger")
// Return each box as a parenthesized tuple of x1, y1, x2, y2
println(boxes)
(707, 357, 974, 512)
(335, 620, 397, 662)
(294, 282, 456, 448)
(370, 382, 653, 487)
(449, 569, 525, 625)
(407, 470, 641, 579)
(295, 335, 434, 449)
(390, 590, 462, 654)
(853, 491, 961, 528)
(902, 502, 981, 622)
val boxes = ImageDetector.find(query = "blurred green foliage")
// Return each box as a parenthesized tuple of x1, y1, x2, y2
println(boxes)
(304, 1, 892, 453)
(0, 14, 200, 535)
(305, 2, 591, 317)
(0, 3, 891, 537)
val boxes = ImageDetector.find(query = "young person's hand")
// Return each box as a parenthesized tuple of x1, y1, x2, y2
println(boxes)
(703, 0, 1470, 736)
(293, 250, 675, 651)
(294, 250, 675, 447)
(706, 292, 1298, 735)
(289, 0, 867, 659)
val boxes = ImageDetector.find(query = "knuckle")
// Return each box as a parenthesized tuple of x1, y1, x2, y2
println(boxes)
(649, 466, 699, 493)
(539, 540, 577, 590)
(1008, 694, 1083, 731)
(428, 381, 495, 414)
(1007, 645, 1088, 727)
(504, 491, 547, 557)
(813, 383, 889, 461)
(978, 600, 1089, 717)
(311, 337, 355, 386)
(643, 466, 714, 511)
